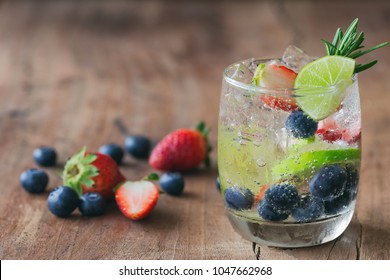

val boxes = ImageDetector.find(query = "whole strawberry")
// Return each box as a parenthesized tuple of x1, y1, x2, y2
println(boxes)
(62, 147, 126, 199)
(149, 122, 211, 172)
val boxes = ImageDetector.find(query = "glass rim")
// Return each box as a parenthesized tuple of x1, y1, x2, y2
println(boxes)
(223, 58, 357, 95)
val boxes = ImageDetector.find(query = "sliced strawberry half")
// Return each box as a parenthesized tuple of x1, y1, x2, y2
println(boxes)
(341, 127, 361, 144)
(254, 62, 298, 112)
(316, 128, 342, 143)
(115, 181, 159, 220)
(316, 118, 342, 142)
(316, 117, 361, 144)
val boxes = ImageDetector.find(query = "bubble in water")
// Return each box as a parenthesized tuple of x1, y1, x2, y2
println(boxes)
(256, 158, 267, 167)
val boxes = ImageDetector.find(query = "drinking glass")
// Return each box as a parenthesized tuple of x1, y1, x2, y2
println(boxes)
(218, 58, 361, 248)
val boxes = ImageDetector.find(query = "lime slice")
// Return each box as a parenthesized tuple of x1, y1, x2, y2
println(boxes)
(272, 148, 360, 182)
(294, 56, 355, 121)
(251, 63, 265, 86)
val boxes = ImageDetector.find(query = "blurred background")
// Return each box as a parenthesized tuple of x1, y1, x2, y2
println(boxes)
(0, 0, 389, 259)
(0, 0, 388, 143)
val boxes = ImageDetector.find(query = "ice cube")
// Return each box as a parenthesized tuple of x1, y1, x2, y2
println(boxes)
(229, 63, 254, 84)
(316, 82, 361, 145)
(332, 83, 361, 143)
(333, 82, 361, 127)
(282, 45, 316, 73)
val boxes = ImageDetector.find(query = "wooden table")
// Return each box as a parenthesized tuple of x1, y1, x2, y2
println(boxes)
(1, 0, 389, 260)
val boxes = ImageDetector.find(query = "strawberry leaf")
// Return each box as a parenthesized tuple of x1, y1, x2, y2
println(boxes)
(84, 153, 98, 164)
(144, 173, 160, 181)
(195, 121, 212, 168)
(62, 146, 99, 197)
(196, 121, 205, 132)
(81, 177, 95, 188)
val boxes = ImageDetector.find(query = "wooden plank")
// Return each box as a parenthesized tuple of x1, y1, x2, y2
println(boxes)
(0, 0, 389, 260)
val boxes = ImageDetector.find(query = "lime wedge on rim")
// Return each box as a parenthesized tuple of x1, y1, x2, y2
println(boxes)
(272, 148, 360, 182)
(294, 56, 355, 121)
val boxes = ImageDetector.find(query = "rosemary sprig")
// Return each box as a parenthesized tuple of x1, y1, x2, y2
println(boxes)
(322, 18, 388, 73)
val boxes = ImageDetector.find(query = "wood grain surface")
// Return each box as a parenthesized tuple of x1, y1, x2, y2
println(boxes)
(0, 0, 389, 260)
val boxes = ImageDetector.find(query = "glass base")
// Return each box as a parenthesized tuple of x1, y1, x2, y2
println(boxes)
(228, 210, 354, 248)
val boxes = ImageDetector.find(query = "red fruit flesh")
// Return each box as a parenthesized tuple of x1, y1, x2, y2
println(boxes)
(115, 181, 159, 220)
(149, 129, 207, 172)
(316, 118, 361, 144)
(253, 185, 268, 206)
(316, 128, 343, 143)
(259, 63, 298, 112)
(342, 129, 361, 144)
(260, 96, 298, 112)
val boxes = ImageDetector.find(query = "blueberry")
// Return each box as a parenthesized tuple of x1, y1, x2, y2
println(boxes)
(98, 143, 124, 165)
(309, 164, 348, 201)
(216, 176, 221, 192)
(19, 168, 49, 193)
(33, 146, 57, 167)
(285, 110, 318, 139)
(124, 135, 151, 159)
(47, 186, 80, 217)
(159, 172, 185, 196)
(257, 200, 289, 221)
(324, 189, 354, 215)
(292, 196, 325, 222)
(79, 192, 106, 216)
(264, 183, 299, 212)
(224, 187, 253, 210)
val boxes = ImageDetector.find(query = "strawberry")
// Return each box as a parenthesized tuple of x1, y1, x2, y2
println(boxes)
(316, 117, 342, 143)
(316, 117, 361, 144)
(253, 62, 298, 111)
(341, 128, 361, 144)
(149, 122, 211, 172)
(114, 171, 127, 187)
(62, 147, 126, 199)
(316, 129, 342, 143)
(253, 185, 268, 206)
(115, 179, 159, 220)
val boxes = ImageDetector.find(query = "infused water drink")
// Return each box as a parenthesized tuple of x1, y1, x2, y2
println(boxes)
(217, 18, 388, 248)
(218, 57, 361, 247)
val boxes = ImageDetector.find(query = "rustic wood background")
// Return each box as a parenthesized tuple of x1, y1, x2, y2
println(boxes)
(0, 0, 389, 260)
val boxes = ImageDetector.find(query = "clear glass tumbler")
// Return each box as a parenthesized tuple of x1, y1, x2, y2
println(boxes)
(218, 58, 361, 248)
